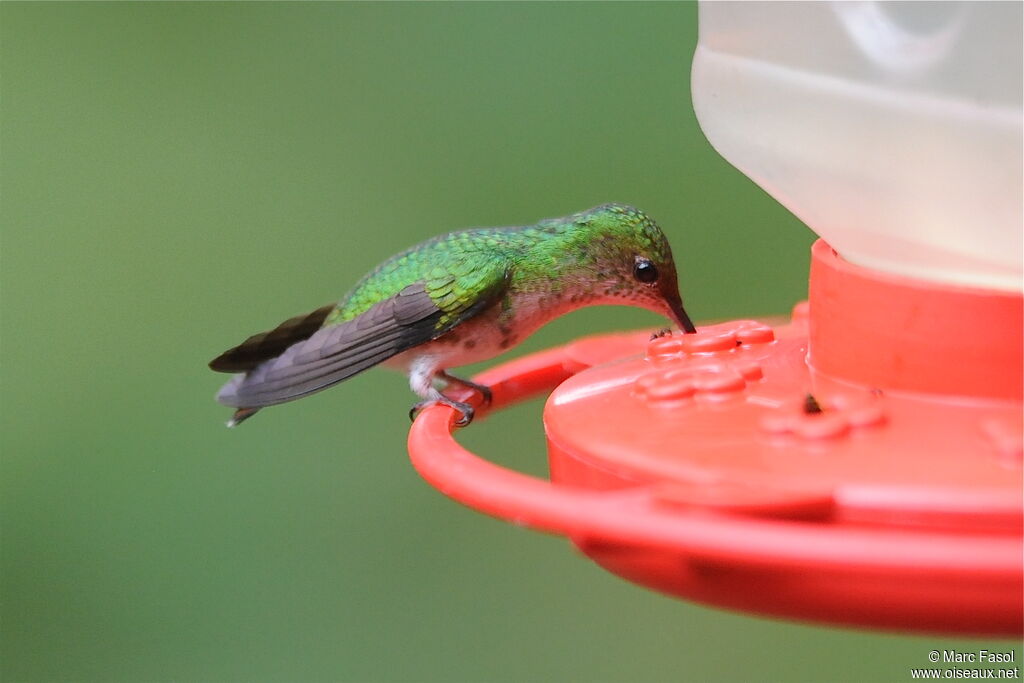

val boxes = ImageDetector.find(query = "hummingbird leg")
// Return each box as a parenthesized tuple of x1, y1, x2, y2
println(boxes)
(407, 360, 477, 427)
(436, 371, 492, 406)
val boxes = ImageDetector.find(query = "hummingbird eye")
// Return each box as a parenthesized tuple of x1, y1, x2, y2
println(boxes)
(633, 258, 659, 284)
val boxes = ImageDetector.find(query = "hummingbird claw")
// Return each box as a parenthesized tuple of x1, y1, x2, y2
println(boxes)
(409, 398, 475, 427)
(452, 402, 475, 427)
(438, 372, 492, 407)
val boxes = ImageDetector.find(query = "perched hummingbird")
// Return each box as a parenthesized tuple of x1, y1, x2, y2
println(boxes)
(210, 203, 696, 427)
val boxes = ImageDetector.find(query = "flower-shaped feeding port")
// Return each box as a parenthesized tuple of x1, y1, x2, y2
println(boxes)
(636, 321, 775, 404)
(646, 319, 775, 362)
(635, 361, 764, 403)
(760, 394, 887, 440)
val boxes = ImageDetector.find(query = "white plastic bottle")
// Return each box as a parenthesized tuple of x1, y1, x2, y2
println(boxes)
(692, 1, 1023, 292)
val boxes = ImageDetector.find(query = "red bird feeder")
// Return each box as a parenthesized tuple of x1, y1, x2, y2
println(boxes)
(408, 2, 1022, 635)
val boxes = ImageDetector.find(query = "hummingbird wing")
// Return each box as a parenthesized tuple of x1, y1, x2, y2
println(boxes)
(214, 266, 510, 409)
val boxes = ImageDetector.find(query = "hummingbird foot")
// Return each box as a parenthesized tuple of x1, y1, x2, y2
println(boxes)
(650, 327, 673, 340)
(407, 361, 478, 426)
(437, 371, 492, 407)
(409, 396, 475, 427)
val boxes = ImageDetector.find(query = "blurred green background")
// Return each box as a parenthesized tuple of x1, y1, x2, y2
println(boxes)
(2, 3, 1015, 682)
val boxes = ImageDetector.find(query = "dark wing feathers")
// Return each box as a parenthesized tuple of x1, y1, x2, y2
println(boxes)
(393, 283, 446, 325)
(209, 303, 336, 373)
(215, 273, 508, 409)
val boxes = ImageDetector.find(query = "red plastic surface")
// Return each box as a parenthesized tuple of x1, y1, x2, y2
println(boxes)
(809, 241, 1023, 399)
(408, 241, 1023, 635)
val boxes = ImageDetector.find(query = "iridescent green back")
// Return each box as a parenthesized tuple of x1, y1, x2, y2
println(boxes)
(326, 227, 516, 328)
(325, 203, 675, 330)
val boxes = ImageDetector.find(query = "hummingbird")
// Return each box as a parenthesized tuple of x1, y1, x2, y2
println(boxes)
(210, 203, 697, 427)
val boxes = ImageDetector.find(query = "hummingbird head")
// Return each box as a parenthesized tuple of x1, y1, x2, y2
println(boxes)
(568, 203, 696, 333)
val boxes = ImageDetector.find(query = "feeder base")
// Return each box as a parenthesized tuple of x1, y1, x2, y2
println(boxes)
(408, 241, 1023, 635)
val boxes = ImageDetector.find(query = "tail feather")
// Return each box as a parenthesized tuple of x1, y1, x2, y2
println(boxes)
(226, 406, 260, 428)
(209, 304, 336, 373)
(212, 282, 459, 426)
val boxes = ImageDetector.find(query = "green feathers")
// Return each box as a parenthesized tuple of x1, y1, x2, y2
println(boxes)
(326, 228, 512, 330)
(326, 202, 674, 328)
